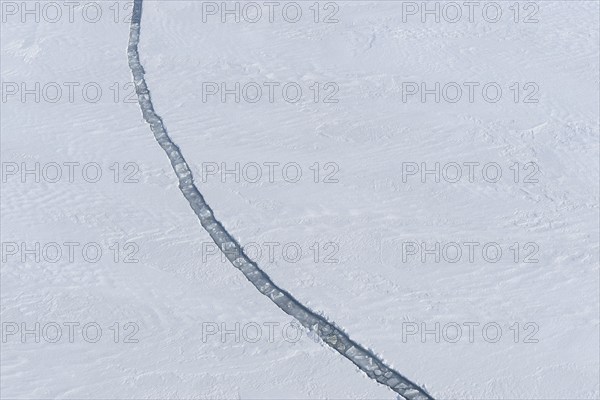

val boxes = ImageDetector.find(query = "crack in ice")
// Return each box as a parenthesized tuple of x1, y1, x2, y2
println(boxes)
(127, 1, 433, 398)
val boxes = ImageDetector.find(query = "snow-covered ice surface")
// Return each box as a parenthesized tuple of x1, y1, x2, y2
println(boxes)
(1, 1, 599, 399)
(127, 0, 431, 397)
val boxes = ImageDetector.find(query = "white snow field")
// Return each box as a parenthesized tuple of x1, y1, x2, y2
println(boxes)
(1, 0, 599, 399)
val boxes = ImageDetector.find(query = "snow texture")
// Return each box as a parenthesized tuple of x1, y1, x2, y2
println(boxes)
(127, 1, 432, 398)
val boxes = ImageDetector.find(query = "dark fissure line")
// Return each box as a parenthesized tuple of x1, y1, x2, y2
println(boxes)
(127, 2, 433, 398)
